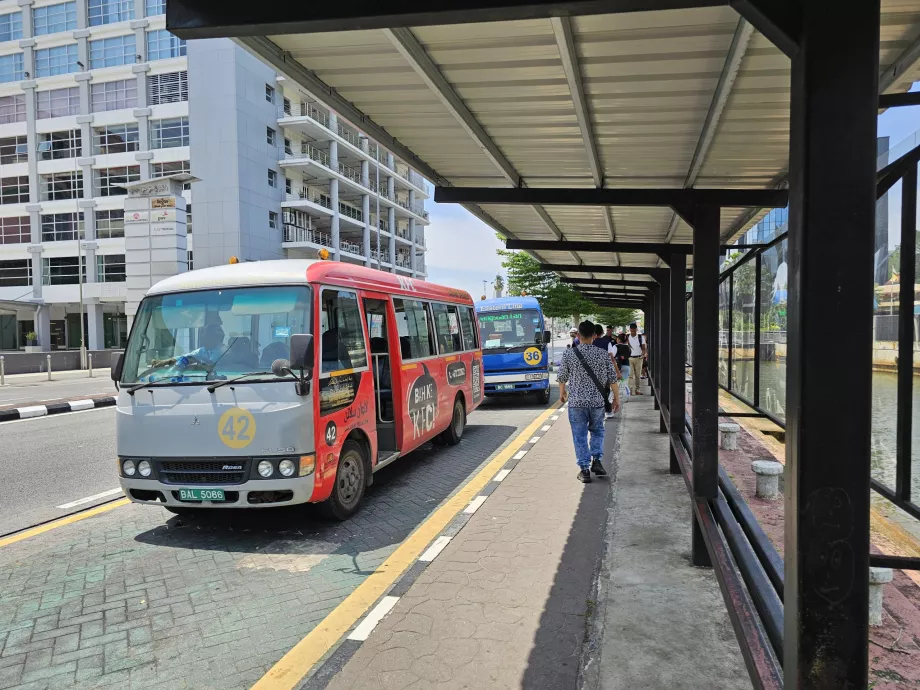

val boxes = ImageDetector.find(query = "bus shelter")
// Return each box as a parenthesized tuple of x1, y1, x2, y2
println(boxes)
(168, 2, 920, 687)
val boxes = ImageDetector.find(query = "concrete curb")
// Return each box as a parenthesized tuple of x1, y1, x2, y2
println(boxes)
(299, 402, 573, 690)
(0, 396, 116, 423)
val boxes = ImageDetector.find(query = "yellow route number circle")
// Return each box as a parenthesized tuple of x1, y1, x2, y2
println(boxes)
(523, 347, 543, 366)
(217, 407, 256, 449)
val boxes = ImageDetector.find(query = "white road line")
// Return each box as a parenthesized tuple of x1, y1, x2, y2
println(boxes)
(17, 405, 47, 418)
(528, 436, 540, 444)
(541, 425, 551, 432)
(1, 406, 113, 425)
(347, 596, 400, 641)
(463, 495, 488, 515)
(419, 536, 452, 562)
(68, 399, 96, 411)
(57, 487, 123, 510)
(493, 469, 511, 482)
(550, 416, 559, 421)
(512, 450, 528, 461)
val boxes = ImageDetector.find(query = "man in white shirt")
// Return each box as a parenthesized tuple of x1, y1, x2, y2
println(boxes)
(626, 322, 646, 395)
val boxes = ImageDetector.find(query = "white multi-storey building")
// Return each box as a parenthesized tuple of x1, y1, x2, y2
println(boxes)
(0, 6, 429, 352)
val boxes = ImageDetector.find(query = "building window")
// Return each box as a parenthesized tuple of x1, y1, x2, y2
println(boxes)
(35, 44, 78, 78)
(0, 136, 28, 164)
(187, 250, 192, 269)
(89, 35, 136, 69)
(93, 123, 139, 154)
(265, 85, 274, 103)
(42, 257, 85, 285)
(147, 71, 187, 105)
(95, 166, 139, 196)
(36, 87, 80, 119)
(268, 169, 277, 188)
(282, 97, 291, 116)
(97, 254, 125, 282)
(0, 259, 31, 286)
(144, 0, 165, 16)
(151, 160, 191, 188)
(32, 3, 76, 35)
(40, 171, 82, 201)
(87, 0, 134, 26)
(269, 211, 277, 229)
(285, 178, 292, 195)
(0, 53, 24, 84)
(41, 212, 84, 241)
(95, 209, 124, 238)
(146, 29, 186, 61)
(0, 176, 29, 204)
(0, 217, 30, 245)
(0, 95, 25, 124)
(185, 204, 192, 233)
(284, 138, 292, 155)
(267, 127, 276, 145)
(91, 79, 137, 111)
(37, 130, 81, 160)
(0, 12, 23, 42)
(150, 117, 189, 149)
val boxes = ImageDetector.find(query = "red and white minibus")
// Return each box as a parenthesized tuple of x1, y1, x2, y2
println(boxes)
(113, 259, 483, 520)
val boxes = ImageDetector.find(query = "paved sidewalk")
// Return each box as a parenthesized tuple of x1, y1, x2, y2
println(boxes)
(318, 386, 749, 689)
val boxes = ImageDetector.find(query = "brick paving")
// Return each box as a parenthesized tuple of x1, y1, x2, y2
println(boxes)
(0, 397, 549, 690)
(323, 403, 619, 690)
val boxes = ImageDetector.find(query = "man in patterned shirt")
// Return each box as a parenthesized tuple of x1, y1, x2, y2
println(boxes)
(557, 320, 620, 483)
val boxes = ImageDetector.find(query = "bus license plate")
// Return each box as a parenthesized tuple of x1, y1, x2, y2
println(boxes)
(178, 488, 225, 502)
(494, 384, 515, 391)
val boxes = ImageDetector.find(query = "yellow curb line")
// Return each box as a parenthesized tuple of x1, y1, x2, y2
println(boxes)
(0, 498, 130, 549)
(252, 400, 563, 690)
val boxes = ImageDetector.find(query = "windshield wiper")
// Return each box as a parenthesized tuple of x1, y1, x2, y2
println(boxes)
(207, 371, 278, 393)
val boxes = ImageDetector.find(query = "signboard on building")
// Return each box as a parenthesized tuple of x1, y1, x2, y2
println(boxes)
(125, 211, 150, 224)
(151, 197, 176, 209)
(153, 209, 177, 223)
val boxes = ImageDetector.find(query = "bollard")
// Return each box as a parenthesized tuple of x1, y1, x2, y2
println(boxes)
(751, 460, 783, 500)
(0, 355, 4, 386)
(719, 422, 741, 450)
(47, 355, 52, 381)
(88, 353, 93, 378)
(869, 567, 893, 626)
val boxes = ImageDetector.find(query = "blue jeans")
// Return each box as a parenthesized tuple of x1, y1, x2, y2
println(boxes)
(568, 406, 605, 470)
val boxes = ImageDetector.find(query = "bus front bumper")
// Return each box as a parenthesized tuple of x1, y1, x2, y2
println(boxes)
(484, 371, 549, 394)
(119, 475, 316, 509)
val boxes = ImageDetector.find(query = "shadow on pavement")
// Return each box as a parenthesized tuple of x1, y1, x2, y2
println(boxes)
(520, 416, 621, 690)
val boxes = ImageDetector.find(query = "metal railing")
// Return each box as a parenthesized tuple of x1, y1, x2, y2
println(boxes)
(338, 162, 363, 186)
(377, 218, 389, 233)
(340, 238, 362, 255)
(283, 226, 333, 246)
(278, 102, 331, 128)
(284, 189, 333, 210)
(339, 203, 362, 222)
(336, 123, 361, 148)
(409, 170, 426, 188)
(281, 143, 331, 168)
(396, 254, 411, 268)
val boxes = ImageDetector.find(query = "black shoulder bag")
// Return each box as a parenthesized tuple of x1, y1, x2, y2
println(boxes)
(571, 346, 612, 413)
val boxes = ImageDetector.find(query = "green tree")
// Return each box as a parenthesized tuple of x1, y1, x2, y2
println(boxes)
(887, 232, 920, 283)
(590, 307, 640, 329)
(497, 248, 555, 300)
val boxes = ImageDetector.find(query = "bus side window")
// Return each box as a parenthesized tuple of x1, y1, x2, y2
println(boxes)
(430, 303, 461, 355)
(393, 298, 435, 360)
(320, 289, 368, 374)
(459, 307, 478, 350)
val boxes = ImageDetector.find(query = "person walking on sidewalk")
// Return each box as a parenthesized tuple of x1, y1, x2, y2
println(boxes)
(558, 320, 620, 483)
(627, 322, 646, 395)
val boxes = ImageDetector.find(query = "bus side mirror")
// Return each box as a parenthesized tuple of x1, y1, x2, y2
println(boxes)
(543, 330, 552, 345)
(290, 334, 314, 370)
(111, 352, 123, 383)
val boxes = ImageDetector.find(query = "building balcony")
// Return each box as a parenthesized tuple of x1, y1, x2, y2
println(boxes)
(282, 189, 334, 214)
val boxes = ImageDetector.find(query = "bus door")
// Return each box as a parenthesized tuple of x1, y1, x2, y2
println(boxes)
(362, 295, 399, 457)
(392, 297, 442, 450)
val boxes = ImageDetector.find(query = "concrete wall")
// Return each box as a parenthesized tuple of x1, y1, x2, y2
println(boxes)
(188, 38, 284, 269)
(0, 349, 122, 375)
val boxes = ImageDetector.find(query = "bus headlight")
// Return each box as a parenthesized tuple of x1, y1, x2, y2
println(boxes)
(278, 459, 296, 477)
(138, 460, 152, 477)
(122, 459, 136, 476)
(299, 455, 315, 476)
(258, 460, 274, 478)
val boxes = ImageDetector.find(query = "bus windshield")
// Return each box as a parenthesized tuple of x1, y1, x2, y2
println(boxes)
(477, 309, 542, 352)
(120, 285, 312, 385)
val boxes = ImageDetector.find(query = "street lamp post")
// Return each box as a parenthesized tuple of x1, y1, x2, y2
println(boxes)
(76, 153, 86, 369)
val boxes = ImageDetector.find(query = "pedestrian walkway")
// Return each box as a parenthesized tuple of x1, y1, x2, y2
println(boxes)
(313, 387, 750, 689)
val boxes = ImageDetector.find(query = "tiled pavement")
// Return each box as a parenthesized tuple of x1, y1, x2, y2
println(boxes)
(0, 397, 551, 690)
(322, 404, 620, 690)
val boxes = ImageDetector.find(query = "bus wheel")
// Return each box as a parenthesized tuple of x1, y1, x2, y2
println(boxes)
(322, 440, 366, 521)
(442, 396, 466, 446)
(535, 387, 551, 405)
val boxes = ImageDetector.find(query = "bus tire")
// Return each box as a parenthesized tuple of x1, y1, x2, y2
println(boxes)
(441, 396, 466, 446)
(322, 440, 366, 521)
(535, 387, 551, 405)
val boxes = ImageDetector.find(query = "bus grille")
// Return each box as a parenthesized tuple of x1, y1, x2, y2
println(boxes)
(158, 459, 249, 485)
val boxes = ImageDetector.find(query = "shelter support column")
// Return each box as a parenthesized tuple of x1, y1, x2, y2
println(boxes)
(691, 204, 719, 567)
(668, 254, 686, 475)
(658, 269, 670, 433)
(649, 284, 660, 411)
(784, 2, 879, 685)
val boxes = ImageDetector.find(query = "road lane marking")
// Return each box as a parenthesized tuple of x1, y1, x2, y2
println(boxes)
(346, 596, 400, 641)
(57, 488, 123, 510)
(493, 469, 511, 482)
(528, 436, 540, 443)
(464, 496, 488, 514)
(252, 400, 561, 690)
(513, 451, 527, 460)
(541, 425, 551, 432)
(0, 499, 130, 549)
(418, 536, 452, 562)
(0, 406, 113, 425)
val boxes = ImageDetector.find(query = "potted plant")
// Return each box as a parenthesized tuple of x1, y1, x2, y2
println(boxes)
(24, 331, 40, 353)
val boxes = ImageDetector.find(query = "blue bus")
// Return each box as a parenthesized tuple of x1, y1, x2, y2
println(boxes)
(475, 297, 551, 404)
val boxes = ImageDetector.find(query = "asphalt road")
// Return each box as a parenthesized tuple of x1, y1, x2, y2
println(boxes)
(0, 372, 116, 408)
(0, 406, 119, 535)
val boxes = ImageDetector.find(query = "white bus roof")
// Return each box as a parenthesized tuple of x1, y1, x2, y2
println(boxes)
(146, 260, 319, 296)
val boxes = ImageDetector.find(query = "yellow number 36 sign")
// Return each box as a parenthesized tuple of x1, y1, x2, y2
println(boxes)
(218, 407, 256, 449)
(523, 347, 543, 366)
